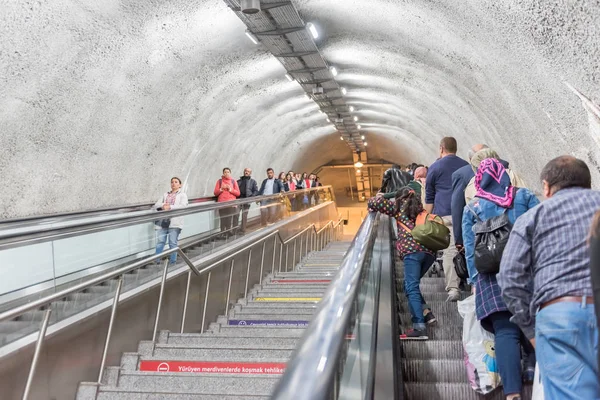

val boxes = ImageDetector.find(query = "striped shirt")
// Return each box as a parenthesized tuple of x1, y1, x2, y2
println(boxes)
(498, 187, 600, 339)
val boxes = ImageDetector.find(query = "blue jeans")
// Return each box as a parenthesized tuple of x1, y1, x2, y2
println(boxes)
(403, 252, 435, 329)
(536, 299, 599, 400)
(485, 311, 535, 396)
(155, 228, 182, 264)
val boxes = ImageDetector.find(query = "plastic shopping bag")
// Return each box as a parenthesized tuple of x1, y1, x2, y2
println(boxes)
(457, 295, 502, 394)
(532, 363, 544, 400)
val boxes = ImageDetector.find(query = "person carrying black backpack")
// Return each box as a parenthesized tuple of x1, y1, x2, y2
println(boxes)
(462, 158, 539, 400)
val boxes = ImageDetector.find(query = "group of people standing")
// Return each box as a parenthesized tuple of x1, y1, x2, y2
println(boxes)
(369, 137, 599, 400)
(151, 168, 323, 266)
(213, 167, 322, 235)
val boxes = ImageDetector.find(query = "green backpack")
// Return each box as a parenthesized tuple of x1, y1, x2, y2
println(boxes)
(403, 211, 450, 251)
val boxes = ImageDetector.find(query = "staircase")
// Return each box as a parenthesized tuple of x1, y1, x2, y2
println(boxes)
(396, 257, 533, 399)
(76, 241, 351, 399)
(0, 235, 235, 348)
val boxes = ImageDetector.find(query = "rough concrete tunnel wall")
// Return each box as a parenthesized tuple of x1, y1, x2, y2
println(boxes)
(1, 0, 599, 218)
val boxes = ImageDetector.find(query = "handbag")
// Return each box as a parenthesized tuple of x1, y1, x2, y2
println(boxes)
(160, 219, 171, 229)
(402, 211, 450, 252)
(453, 249, 469, 280)
(466, 202, 513, 275)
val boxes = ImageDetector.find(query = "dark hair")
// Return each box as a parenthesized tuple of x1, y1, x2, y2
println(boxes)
(267, 168, 274, 173)
(223, 167, 231, 173)
(278, 172, 286, 180)
(394, 187, 424, 220)
(540, 156, 591, 194)
(440, 137, 458, 154)
(391, 164, 400, 169)
(171, 177, 182, 184)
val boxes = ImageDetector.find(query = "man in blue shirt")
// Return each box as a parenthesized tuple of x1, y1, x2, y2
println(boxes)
(425, 137, 468, 301)
(259, 168, 284, 226)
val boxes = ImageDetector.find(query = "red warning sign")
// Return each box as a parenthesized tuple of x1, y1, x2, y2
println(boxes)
(139, 361, 287, 375)
(270, 279, 331, 284)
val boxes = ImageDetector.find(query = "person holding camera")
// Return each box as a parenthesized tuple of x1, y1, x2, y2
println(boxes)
(153, 177, 188, 265)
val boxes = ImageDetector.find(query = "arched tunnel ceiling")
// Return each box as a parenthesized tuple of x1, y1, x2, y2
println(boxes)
(1, 0, 599, 217)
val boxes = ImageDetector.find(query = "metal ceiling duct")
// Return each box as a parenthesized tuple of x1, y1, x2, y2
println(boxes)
(241, 0, 261, 14)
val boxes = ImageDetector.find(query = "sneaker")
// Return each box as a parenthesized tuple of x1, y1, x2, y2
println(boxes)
(400, 329, 428, 340)
(424, 312, 437, 325)
(447, 288, 461, 302)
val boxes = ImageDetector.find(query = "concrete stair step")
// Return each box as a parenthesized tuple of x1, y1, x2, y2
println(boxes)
(141, 346, 294, 363)
(228, 312, 314, 320)
(233, 307, 316, 315)
(252, 287, 326, 294)
(208, 324, 304, 337)
(109, 371, 279, 395)
(162, 333, 299, 349)
(238, 300, 319, 308)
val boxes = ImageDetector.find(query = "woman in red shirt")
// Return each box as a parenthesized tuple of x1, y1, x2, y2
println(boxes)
(214, 167, 240, 237)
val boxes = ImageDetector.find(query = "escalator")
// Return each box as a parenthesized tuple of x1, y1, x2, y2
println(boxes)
(77, 242, 350, 399)
(396, 257, 535, 399)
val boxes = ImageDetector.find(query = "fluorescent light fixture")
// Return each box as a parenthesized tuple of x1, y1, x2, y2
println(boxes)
(326, 118, 330, 122)
(356, 169, 361, 174)
(319, 109, 323, 114)
(349, 106, 355, 112)
(361, 135, 365, 140)
(364, 142, 368, 146)
(354, 161, 364, 168)
(312, 86, 324, 95)
(353, 116, 359, 122)
(245, 30, 259, 44)
(341, 87, 347, 95)
(357, 124, 362, 129)
(340, 136, 344, 140)
(307, 23, 319, 39)
(330, 66, 338, 77)
(285, 73, 293, 81)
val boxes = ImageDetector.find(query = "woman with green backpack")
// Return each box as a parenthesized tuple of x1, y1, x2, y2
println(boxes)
(368, 186, 449, 340)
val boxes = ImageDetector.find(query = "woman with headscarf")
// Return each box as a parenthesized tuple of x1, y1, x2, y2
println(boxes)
(464, 148, 527, 204)
(462, 158, 539, 400)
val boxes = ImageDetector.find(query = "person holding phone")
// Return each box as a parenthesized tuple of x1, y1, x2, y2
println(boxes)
(214, 167, 240, 236)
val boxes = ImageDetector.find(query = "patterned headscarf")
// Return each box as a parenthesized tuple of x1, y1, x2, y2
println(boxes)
(475, 158, 514, 207)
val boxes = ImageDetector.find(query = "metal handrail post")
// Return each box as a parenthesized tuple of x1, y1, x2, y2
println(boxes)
(305, 230, 310, 257)
(200, 271, 212, 333)
(299, 235, 303, 265)
(244, 249, 253, 298)
(180, 270, 192, 333)
(22, 308, 51, 400)
(293, 239, 297, 270)
(259, 241, 266, 285)
(279, 242, 284, 273)
(225, 259, 235, 316)
(151, 259, 170, 346)
(98, 276, 124, 383)
(285, 245, 289, 272)
(271, 236, 278, 275)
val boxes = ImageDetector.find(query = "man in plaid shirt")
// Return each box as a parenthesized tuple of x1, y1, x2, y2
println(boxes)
(498, 156, 600, 400)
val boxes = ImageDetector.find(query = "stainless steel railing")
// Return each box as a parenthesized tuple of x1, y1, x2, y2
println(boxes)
(1, 204, 343, 400)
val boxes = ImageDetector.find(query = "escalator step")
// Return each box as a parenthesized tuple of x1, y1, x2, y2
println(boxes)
(400, 340, 463, 359)
(403, 382, 532, 400)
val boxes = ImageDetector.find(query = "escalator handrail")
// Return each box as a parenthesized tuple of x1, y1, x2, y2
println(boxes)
(271, 212, 379, 400)
(0, 186, 332, 251)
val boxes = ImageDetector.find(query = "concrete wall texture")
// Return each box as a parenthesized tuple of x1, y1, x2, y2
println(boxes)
(1, 0, 599, 218)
